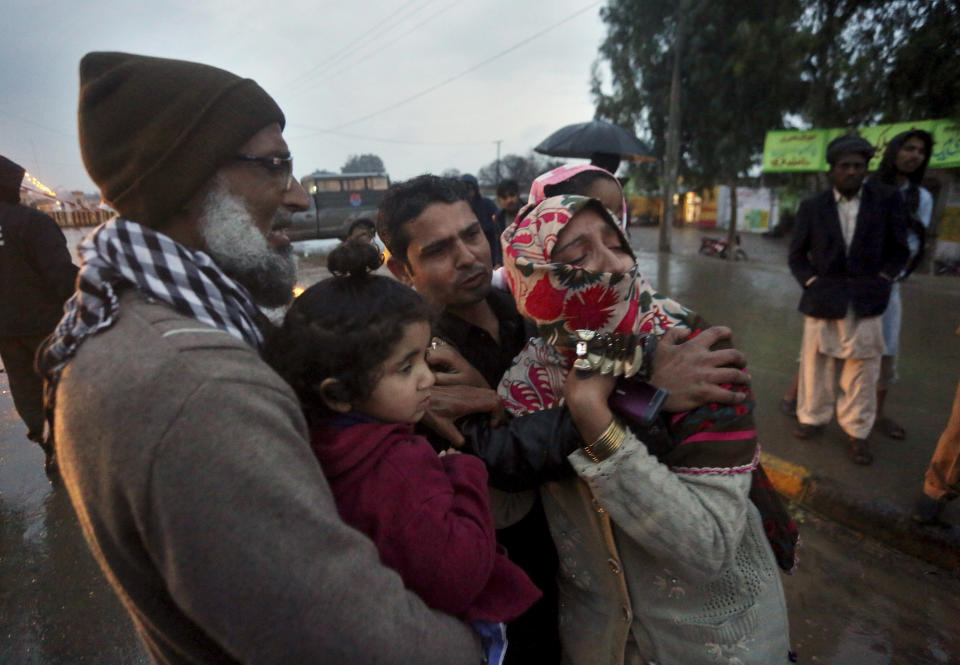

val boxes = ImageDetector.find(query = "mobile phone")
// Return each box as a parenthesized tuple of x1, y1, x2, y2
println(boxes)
(608, 378, 668, 427)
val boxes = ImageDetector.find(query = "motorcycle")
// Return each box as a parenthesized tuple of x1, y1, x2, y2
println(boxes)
(698, 234, 748, 261)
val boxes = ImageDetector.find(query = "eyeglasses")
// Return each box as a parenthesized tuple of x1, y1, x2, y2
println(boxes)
(234, 153, 294, 192)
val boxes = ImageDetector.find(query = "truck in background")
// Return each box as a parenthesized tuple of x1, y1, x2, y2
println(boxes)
(289, 171, 390, 241)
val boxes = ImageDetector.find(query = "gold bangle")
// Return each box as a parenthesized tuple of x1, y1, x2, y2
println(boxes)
(582, 417, 626, 463)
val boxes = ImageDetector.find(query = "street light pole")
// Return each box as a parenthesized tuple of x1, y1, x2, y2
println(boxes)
(495, 140, 502, 184)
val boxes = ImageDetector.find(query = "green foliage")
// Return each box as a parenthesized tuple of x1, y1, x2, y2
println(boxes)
(596, 0, 959, 188)
(341, 154, 385, 174)
(595, 0, 807, 188)
(877, 0, 960, 121)
(796, 0, 959, 126)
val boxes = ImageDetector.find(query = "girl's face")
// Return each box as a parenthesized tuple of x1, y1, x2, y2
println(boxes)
(582, 177, 624, 223)
(551, 209, 634, 274)
(355, 321, 435, 424)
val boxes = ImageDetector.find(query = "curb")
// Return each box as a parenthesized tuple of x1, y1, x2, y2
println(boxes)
(760, 452, 960, 573)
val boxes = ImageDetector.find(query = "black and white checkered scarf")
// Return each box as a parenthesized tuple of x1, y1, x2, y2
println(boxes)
(39, 217, 266, 385)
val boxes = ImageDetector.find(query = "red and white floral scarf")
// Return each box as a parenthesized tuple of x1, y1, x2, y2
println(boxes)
(499, 195, 692, 415)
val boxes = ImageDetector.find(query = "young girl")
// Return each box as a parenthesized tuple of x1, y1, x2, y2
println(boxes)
(529, 164, 629, 228)
(264, 240, 540, 665)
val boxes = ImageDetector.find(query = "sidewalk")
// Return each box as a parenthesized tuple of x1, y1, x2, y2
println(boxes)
(630, 224, 960, 572)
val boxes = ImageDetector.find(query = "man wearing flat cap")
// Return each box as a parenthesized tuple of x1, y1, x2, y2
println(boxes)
(0, 155, 77, 472)
(40, 52, 481, 665)
(788, 135, 909, 465)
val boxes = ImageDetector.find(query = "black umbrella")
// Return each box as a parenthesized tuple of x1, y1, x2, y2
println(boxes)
(534, 119, 655, 163)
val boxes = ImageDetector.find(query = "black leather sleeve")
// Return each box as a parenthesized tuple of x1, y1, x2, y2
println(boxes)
(458, 407, 581, 492)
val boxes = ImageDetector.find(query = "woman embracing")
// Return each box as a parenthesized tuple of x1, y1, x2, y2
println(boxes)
(499, 194, 796, 665)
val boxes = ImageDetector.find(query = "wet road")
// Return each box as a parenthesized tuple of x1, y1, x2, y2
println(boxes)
(3, 418, 957, 664)
(782, 507, 960, 664)
(2, 227, 959, 663)
(0, 396, 149, 664)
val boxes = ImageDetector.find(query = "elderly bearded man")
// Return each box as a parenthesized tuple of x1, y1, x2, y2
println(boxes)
(39, 53, 481, 665)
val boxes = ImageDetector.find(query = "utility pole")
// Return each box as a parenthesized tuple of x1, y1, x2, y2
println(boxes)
(494, 140, 503, 184)
(726, 181, 738, 260)
(660, 2, 686, 253)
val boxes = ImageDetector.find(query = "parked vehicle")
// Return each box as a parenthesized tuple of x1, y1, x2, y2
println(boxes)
(289, 171, 390, 241)
(698, 233, 748, 261)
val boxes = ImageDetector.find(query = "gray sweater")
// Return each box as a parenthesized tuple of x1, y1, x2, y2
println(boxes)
(55, 291, 480, 664)
(543, 434, 791, 665)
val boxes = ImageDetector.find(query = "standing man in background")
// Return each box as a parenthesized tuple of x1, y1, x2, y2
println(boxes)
(789, 135, 908, 465)
(871, 129, 935, 441)
(494, 178, 521, 236)
(0, 155, 77, 473)
(460, 173, 501, 266)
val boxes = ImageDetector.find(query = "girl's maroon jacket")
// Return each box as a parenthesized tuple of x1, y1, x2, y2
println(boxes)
(311, 420, 541, 623)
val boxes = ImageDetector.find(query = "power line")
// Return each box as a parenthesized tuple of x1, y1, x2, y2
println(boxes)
(305, 0, 465, 89)
(286, 124, 495, 146)
(0, 105, 75, 138)
(313, 0, 442, 82)
(284, 0, 435, 90)
(327, 0, 602, 131)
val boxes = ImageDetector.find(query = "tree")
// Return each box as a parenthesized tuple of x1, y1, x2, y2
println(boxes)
(595, 0, 807, 190)
(597, 0, 957, 189)
(860, 0, 960, 122)
(794, 0, 960, 127)
(476, 152, 565, 188)
(440, 168, 461, 179)
(596, 0, 808, 253)
(341, 154, 385, 174)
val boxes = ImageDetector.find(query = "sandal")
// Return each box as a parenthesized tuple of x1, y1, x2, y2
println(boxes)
(875, 417, 906, 440)
(847, 437, 874, 465)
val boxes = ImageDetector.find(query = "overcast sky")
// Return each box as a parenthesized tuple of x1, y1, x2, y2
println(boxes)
(1, 0, 608, 195)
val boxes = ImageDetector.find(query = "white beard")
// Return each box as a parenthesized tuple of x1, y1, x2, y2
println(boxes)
(198, 180, 297, 308)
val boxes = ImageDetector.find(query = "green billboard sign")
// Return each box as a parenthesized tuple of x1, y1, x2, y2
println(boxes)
(763, 119, 960, 172)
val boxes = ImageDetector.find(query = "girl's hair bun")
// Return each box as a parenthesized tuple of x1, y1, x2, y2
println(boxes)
(327, 239, 383, 278)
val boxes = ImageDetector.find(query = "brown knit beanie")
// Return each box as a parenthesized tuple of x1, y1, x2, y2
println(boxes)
(78, 52, 285, 228)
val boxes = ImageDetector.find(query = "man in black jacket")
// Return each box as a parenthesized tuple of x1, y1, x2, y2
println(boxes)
(788, 135, 909, 464)
(0, 155, 78, 472)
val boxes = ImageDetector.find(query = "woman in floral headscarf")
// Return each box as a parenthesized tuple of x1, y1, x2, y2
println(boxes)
(499, 195, 794, 665)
